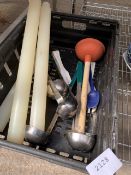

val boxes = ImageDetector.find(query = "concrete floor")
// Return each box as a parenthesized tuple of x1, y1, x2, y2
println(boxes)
(0, 0, 27, 34)
(0, 0, 131, 174)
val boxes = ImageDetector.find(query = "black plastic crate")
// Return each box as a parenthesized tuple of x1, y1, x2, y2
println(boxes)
(0, 12, 119, 173)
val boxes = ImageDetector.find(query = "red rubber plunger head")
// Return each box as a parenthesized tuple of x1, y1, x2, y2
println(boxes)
(75, 38, 105, 62)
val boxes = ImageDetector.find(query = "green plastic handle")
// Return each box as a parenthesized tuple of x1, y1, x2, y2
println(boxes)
(69, 61, 83, 88)
(69, 65, 78, 88)
(77, 61, 83, 84)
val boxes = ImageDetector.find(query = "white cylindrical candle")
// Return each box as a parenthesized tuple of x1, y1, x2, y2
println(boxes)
(7, 0, 41, 144)
(29, 2, 51, 131)
(0, 84, 15, 132)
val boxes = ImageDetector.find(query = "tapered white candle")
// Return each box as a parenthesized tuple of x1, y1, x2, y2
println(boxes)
(7, 0, 41, 144)
(29, 2, 51, 131)
(0, 84, 15, 132)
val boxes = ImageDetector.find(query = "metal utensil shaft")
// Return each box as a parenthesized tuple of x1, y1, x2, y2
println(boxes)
(47, 112, 59, 134)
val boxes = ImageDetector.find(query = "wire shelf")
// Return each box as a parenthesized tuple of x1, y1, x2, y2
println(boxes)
(79, 1, 131, 164)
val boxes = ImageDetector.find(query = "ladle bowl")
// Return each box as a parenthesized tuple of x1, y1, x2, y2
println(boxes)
(25, 125, 49, 145)
(67, 131, 96, 152)
(57, 91, 77, 118)
(87, 91, 100, 109)
(48, 79, 66, 99)
(87, 68, 100, 109)
(54, 79, 66, 95)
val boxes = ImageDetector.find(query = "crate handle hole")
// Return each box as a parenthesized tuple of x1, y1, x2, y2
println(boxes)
(62, 20, 86, 31)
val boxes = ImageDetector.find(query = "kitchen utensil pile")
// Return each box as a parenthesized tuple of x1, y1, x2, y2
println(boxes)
(0, 0, 105, 153)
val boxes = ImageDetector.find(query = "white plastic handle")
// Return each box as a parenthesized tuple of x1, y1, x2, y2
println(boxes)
(52, 50, 71, 85)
